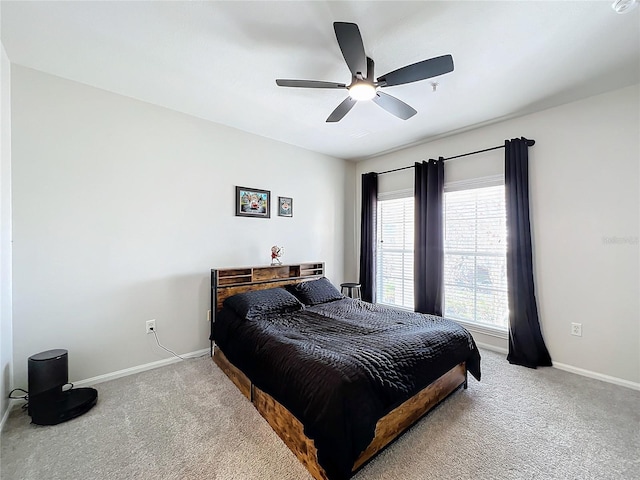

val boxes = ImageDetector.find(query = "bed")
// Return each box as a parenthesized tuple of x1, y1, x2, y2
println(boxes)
(209, 263, 481, 480)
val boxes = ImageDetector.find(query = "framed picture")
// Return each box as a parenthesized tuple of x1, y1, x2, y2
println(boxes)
(236, 186, 270, 218)
(278, 196, 293, 217)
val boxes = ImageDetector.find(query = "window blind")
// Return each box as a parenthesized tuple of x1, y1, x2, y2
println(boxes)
(443, 185, 508, 328)
(376, 194, 414, 309)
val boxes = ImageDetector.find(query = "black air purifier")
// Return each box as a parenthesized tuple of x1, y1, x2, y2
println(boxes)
(28, 349, 98, 425)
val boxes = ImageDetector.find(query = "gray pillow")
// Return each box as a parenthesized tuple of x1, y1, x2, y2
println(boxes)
(286, 277, 343, 306)
(223, 287, 304, 319)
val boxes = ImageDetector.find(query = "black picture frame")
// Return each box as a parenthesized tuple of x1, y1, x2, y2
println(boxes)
(278, 196, 293, 217)
(235, 186, 270, 218)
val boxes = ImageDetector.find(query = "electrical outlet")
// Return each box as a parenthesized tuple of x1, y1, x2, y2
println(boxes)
(570, 322, 582, 337)
(146, 319, 156, 334)
(207, 310, 211, 322)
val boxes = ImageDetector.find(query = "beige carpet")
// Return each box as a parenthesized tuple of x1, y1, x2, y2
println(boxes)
(1, 349, 638, 480)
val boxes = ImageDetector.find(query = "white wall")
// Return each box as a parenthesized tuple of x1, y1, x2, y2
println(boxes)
(342, 163, 358, 283)
(353, 85, 640, 385)
(10, 65, 349, 389)
(1, 41, 14, 423)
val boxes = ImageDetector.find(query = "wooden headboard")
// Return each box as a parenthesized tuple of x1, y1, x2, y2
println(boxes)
(210, 262, 324, 314)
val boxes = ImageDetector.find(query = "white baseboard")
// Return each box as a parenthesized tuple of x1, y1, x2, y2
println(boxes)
(475, 341, 508, 355)
(73, 348, 210, 388)
(552, 361, 640, 391)
(477, 342, 640, 391)
(1, 398, 22, 433)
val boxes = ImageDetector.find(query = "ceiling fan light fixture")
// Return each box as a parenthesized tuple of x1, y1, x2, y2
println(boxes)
(612, 0, 638, 13)
(349, 82, 377, 101)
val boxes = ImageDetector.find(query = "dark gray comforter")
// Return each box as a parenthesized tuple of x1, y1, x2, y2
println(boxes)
(212, 297, 481, 480)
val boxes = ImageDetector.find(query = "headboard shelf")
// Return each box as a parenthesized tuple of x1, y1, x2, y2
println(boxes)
(300, 263, 324, 277)
(213, 262, 324, 289)
(217, 268, 253, 286)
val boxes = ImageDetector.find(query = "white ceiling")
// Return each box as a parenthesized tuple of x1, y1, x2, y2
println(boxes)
(1, 1, 639, 160)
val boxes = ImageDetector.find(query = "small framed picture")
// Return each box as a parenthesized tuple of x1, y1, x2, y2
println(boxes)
(236, 186, 270, 218)
(278, 196, 293, 217)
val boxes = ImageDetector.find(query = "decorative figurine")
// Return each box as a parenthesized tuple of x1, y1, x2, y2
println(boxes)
(271, 245, 283, 265)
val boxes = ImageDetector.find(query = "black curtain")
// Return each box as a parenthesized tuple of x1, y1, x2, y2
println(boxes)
(359, 172, 378, 303)
(414, 159, 444, 315)
(505, 138, 552, 368)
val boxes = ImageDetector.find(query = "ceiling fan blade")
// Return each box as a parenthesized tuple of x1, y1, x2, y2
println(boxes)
(334, 22, 367, 77)
(276, 79, 346, 89)
(377, 54, 454, 87)
(326, 97, 357, 123)
(372, 91, 417, 120)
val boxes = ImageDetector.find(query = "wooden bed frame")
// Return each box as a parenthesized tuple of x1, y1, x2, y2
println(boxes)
(210, 263, 468, 480)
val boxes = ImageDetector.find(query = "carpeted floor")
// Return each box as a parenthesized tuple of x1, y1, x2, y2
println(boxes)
(1, 349, 638, 480)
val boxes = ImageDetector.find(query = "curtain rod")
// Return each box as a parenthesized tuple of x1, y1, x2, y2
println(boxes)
(377, 138, 535, 175)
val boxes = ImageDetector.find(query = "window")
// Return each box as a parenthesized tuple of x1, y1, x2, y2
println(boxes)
(376, 192, 414, 309)
(374, 181, 508, 330)
(443, 184, 508, 329)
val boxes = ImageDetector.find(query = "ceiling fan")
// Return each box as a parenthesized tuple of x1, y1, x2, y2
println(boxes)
(276, 22, 454, 123)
